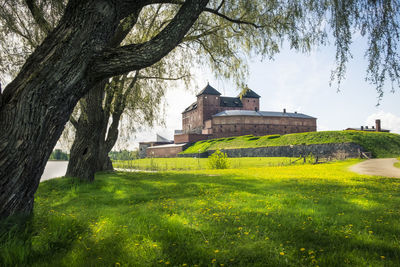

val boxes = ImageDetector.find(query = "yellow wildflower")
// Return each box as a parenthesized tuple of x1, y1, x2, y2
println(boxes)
(280, 252, 285, 255)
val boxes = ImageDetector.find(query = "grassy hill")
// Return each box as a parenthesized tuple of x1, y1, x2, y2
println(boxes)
(181, 131, 400, 158)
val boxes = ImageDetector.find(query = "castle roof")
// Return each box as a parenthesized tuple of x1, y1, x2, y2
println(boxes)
(212, 110, 316, 119)
(220, 97, 243, 107)
(196, 84, 221, 96)
(183, 101, 197, 113)
(239, 88, 261, 98)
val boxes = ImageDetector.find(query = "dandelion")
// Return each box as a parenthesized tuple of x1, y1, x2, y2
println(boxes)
(300, 248, 305, 251)
(182, 264, 188, 266)
(158, 260, 164, 263)
(380, 256, 385, 260)
(153, 244, 158, 247)
(280, 252, 285, 255)
(165, 261, 170, 265)
(244, 232, 249, 235)
(214, 249, 219, 253)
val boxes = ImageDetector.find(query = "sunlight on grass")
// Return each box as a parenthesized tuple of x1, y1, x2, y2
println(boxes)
(1, 159, 400, 266)
(395, 157, 400, 168)
(113, 157, 304, 171)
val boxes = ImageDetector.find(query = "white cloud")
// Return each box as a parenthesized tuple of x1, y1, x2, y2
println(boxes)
(366, 111, 400, 134)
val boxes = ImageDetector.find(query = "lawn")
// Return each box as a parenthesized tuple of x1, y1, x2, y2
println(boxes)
(181, 131, 400, 158)
(1, 160, 400, 266)
(395, 157, 400, 168)
(113, 157, 305, 171)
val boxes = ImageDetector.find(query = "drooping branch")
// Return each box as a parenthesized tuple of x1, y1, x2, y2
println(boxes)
(24, 0, 52, 34)
(91, 0, 209, 79)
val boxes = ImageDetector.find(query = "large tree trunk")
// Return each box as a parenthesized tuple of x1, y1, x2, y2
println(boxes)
(0, 1, 120, 217)
(0, 0, 208, 218)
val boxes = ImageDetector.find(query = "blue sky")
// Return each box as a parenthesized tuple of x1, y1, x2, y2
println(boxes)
(124, 36, 400, 150)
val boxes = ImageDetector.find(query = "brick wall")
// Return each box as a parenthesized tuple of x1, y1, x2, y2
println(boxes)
(211, 116, 316, 138)
(174, 133, 210, 144)
(146, 146, 185, 158)
(179, 142, 364, 159)
(241, 97, 259, 111)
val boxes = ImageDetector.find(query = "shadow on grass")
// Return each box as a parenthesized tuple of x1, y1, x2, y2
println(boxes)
(2, 170, 400, 266)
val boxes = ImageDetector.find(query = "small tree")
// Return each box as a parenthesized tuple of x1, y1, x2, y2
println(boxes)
(208, 150, 230, 169)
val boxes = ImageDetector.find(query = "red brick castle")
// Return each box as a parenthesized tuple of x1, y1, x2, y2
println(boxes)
(141, 84, 317, 157)
(174, 84, 317, 143)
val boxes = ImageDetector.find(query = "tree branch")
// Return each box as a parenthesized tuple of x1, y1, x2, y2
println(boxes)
(90, 0, 209, 79)
(24, 0, 52, 34)
(109, 11, 141, 47)
(69, 115, 78, 129)
(143, 0, 261, 29)
(203, 7, 262, 29)
(137, 74, 189, 81)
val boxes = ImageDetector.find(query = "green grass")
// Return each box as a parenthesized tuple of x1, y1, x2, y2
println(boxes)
(2, 160, 400, 266)
(181, 131, 400, 158)
(113, 157, 308, 171)
(395, 157, 400, 168)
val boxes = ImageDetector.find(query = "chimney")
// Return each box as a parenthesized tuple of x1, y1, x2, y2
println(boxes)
(294, 111, 297, 114)
(361, 126, 364, 130)
(375, 119, 381, 132)
(283, 108, 286, 113)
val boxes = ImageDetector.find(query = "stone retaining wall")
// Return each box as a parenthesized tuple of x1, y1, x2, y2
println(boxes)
(178, 142, 365, 158)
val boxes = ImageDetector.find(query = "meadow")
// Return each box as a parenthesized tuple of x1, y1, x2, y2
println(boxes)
(113, 157, 306, 171)
(1, 159, 400, 266)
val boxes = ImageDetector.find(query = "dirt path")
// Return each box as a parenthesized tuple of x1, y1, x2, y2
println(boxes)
(350, 158, 400, 178)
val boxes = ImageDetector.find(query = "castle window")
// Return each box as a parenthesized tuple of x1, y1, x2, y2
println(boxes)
(247, 100, 249, 102)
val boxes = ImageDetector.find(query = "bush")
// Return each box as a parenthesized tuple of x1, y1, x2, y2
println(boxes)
(208, 150, 230, 169)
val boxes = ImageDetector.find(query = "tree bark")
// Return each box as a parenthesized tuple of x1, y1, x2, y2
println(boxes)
(66, 82, 107, 181)
(0, 0, 208, 218)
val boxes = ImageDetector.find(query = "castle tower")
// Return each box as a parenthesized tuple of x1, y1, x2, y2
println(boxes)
(239, 87, 261, 111)
(196, 83, 221, 128)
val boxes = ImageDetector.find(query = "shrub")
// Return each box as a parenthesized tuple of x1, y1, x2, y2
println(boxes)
(208, 150, 230, 169)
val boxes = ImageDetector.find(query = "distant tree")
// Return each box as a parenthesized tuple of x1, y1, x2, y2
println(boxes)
(1, 0, 400, 218)
(49, 149, 69, 161)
